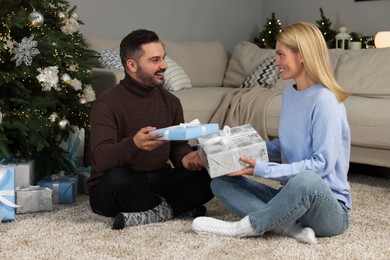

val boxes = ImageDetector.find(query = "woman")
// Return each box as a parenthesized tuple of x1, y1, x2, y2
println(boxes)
(192, 22, 351, 244)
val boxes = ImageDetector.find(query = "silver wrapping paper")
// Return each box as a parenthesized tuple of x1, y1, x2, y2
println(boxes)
(16, 185, 53, 214)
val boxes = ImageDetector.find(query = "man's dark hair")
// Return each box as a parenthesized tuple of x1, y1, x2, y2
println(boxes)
(120, 29, 160, 67)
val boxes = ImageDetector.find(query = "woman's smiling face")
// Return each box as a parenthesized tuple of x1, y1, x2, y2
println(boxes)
(275, 41, 304, 81)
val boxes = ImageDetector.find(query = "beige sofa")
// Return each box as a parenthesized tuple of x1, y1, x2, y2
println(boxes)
(86, 37, 390, 169)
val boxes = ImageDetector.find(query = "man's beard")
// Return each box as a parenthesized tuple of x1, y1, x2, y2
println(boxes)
(136, 66, 165, 87)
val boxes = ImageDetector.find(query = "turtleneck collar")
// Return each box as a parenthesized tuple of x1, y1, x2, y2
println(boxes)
(120, 71, 156, 97)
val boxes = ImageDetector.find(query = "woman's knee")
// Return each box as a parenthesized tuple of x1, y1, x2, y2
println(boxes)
(288, 170, 324, 192)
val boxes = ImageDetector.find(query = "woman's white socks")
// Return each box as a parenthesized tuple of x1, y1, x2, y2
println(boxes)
(192, 216, 258, 238)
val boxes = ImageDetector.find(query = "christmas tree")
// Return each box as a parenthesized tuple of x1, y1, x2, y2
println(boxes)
(316, 8, 337, 47)
(254, 12, 282, 49)
(0, 0, 97, 178)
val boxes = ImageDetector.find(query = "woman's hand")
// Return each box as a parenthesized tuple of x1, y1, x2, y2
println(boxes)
(228, 157, 256, 176)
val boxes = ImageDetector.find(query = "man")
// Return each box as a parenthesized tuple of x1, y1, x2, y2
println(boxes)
(87, 29, 214, 230)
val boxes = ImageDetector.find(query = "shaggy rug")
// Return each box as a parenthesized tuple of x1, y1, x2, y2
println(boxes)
(1, 169, 389, 259)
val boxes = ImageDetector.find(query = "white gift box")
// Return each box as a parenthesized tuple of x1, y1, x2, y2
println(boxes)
(197, 124, 268, 178)
(1, 160, 35, 188)
(16, 185, 53, 214)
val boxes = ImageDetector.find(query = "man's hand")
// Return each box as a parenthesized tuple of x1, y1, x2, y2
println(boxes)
(133, 126, 168, 151)
(182, 151, 204, 171)
(228, 157, 256, 176)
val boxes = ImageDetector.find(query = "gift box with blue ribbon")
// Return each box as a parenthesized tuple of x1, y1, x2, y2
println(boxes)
(0, 166, 19, 222)
(150, 119, 219, 141)
(59, 126, 85, 168)
(37, 172, 78, 204)
(1, 159, 35, 188)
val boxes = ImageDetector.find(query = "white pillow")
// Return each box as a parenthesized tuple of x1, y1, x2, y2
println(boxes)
(163, 56, 192, 91)
(97, 49, 191, 91)
(98, 49, 122, 70)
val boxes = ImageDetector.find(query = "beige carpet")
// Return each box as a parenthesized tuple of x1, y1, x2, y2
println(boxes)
(1, 170, 389, 259)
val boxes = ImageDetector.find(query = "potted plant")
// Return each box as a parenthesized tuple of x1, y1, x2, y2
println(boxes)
(349, 32, 362, 49)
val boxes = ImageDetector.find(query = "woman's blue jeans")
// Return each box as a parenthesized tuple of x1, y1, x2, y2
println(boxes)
(211, 170, 349, 237)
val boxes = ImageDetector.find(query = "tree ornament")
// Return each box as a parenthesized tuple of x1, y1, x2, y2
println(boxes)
(37, 66, 60, 91)
(49, 112, 59, 122)
(57, 11, 67, 21)
(0, 110, 3, 124)
(70, 12, 79, 20)
(28, 11, 45, 27)
(58, 118, 70, 130)
(60, 73, 72, 83)
(11, 36, 40, 66)
(79, 97, 87, 105)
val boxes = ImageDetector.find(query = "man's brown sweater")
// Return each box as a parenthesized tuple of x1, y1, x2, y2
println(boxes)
(87, 73, 192, 193)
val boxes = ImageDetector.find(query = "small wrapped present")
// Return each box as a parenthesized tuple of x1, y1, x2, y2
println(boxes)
(1, 159, 35, 188)
(37, 171, 78, 204)
(77, 166, 91, 195)
(0, 167, 19, 222)
(150, 119, 219, 140)
(197, 124, 269, 178)
(16, 185, 52, 214)
(59, 126, 85, 168)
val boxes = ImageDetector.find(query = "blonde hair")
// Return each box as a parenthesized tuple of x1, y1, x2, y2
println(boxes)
(276, 22, 349, 102)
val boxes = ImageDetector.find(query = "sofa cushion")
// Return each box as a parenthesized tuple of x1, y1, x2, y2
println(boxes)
(95, 49, 191, 92)
(266, 94, 390, 149)
(163, 56, 192, 91)
(334, 48, 390, 97)
(223, 41, 275, 88)
(98, 48, 122, 70)
(345, 96, 390, 149)
(241, 56, 279, 89)
(163, 41, 228, 88)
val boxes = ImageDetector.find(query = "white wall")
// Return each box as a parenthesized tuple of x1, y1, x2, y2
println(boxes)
(262, 0, 390, 37)
(68, 0, 263, 53)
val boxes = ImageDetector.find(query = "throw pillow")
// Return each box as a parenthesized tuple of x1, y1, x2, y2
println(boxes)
(163, 56, 192, 91)
(240, 57, 279, 89)
(98, 49, 122, 70)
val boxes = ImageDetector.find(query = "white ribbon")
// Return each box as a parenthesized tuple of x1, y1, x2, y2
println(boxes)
(0, 168, 20, 208)
(162, 118, 206, 140)
(199, 126, 242, 171)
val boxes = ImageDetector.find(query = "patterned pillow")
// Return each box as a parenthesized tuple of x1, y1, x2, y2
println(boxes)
(98, 49, 191, 91)
(163, 56, 192, 91)
(240, 57, 279, 89)
(98, 49, 122, 70)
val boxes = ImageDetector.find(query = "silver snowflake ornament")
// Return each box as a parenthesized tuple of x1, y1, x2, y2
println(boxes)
(11, 35, 40, 66)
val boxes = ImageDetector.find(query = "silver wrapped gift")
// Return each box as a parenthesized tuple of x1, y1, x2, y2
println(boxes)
(16, 185, 53, 214)
(197, 124, 268, 178)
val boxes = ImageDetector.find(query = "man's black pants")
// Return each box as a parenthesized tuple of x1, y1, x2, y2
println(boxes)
(89, 166, 214, 217)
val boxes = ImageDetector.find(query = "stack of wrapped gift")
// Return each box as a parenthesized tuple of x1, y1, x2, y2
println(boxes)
(0, 167, 18, 222)
(37, 171, 78, 204)
(197, 124, 269, 178)
(150, 119, 219, 140)
(16, 185, 52, 214)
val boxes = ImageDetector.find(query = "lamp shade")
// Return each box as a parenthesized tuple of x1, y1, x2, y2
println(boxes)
(374, 31, 390, 48)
